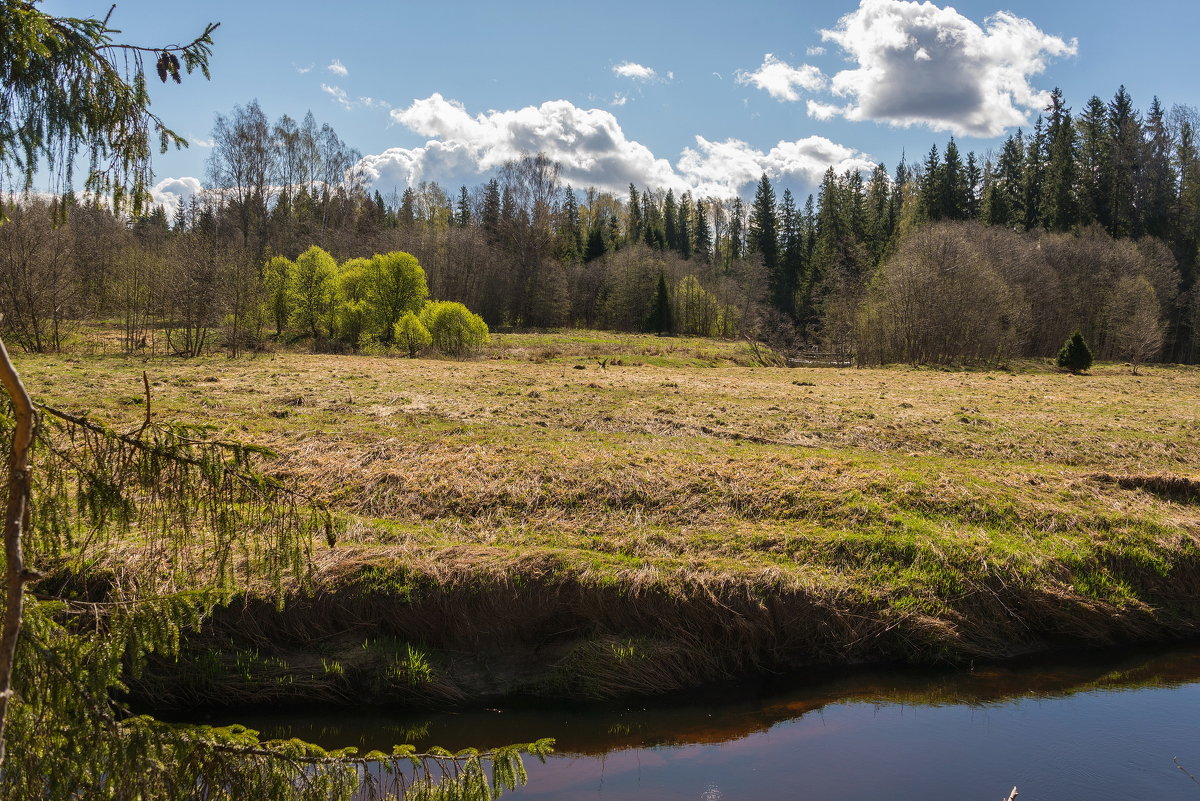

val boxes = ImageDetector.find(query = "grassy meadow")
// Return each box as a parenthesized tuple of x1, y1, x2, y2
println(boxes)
(14, 332, 1200, 704)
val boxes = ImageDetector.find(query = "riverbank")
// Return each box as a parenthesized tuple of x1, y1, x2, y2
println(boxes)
(127, 535, 1200, 709)
(15, 334, 1200, 707)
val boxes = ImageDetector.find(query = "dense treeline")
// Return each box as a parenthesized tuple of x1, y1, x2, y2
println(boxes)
(2, 87, 1198, 364)
(857, 221, 1176, 368)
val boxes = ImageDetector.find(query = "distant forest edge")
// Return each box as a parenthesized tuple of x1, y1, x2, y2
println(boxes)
(3, 86, 1198, 366)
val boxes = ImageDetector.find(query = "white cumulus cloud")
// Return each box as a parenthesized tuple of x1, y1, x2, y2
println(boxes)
(736, 54, 827, 102)
(817, 0, 1077, 137)
(150, 176, 203, 216)
(360, 94, 682, 193)
(327, 59, 348, 77)
(355, 94, 874, 197)
(678, 135, 877, 197)
(806, 100, 845, 121)
(612, 61, 657, 80)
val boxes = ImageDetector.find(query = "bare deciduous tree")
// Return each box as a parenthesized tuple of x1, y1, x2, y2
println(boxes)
(207, 100, 276, 251)
(0, 200, 81, 353)
(1107, 275, 1165, 373)
(857, 222, 1029, 365)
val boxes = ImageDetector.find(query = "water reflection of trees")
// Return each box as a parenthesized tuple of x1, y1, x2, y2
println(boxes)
(250, 643, 1200, 756)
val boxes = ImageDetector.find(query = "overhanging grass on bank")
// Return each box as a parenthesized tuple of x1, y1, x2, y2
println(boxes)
(15, 334, 1200, 703)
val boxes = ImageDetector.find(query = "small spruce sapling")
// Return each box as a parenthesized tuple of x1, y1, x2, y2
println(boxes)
(1056, 330, 1093, 373)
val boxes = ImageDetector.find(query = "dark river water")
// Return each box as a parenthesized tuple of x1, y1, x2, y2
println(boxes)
(225, 644, 1200, 801)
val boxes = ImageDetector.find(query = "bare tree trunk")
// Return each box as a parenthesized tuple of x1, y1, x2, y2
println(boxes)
(0, 334, 36, 767)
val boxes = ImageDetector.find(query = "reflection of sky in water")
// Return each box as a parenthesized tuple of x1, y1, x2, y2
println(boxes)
(511, 683, 1200, 800)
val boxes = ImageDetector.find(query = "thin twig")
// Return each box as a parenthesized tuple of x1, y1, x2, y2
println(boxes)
(103, 23, 221, 54)
(135, 370, 151, 436)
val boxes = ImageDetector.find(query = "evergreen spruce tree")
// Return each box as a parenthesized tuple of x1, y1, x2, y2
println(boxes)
(606, 213, 622, 254)
(845, 169, 869, 244)
(749, 174, 784, 312)
(456, 185, 472, 227)
(965, 152, 982, 220)
(801, 193, 818, 273)
(1140, 97, 1175, 239)
(642, 189, 665, 249)
(663, 189, 679, 252)
(398, 188, 417, 227)
(1041, 88, 1078, 231)
(1175, 119, 1200, 285)
(561, 185, 582, 261)
(1021, 117, 1047, 230)
(919, 144, 942, 220)
(626, 184, 643, 243)
(1076, 95, 1111, 228)
(481, 178, 502, 235)
(678, 192, 693, 260)
(1057, 330, 1094, 373)
(986, 131, 1026, 227)
(1107, 86, 1142, 237)
(0, 4, 217, 218)
(941, 138, 969, 219)
(863, 165, 893, 263)
(584, 224, 607, 262)
(693, 198, 713, 263)
(889, 158, 909, 238)
(727, 197, 745, 264)
(647, 272, 673, 335)
(780, 189, 805, 311)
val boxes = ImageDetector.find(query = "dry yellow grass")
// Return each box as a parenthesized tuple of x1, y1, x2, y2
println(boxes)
(14, 334, 1200, 703)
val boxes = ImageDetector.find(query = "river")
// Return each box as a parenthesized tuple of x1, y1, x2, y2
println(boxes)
(221, 644, 1200, 800)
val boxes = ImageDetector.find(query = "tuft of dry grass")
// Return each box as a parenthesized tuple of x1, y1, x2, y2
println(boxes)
(1090, 472, 1200, 504)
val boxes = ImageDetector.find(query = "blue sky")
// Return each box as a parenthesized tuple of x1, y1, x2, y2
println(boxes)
(41, 0, 1200, 209)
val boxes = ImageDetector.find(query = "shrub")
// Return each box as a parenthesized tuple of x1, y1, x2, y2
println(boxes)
(1057, 330, 1093, 373)
(336, 298, 371, 348)
(367, 251, 428, 341)
(418, 301, 489, 356)
(393, 312, 432, 357)
(262, 255, 294, 336)
(1105, 275, 1164, 373)
(855, 222, 1029, 365)
(289, 246, 337, 341)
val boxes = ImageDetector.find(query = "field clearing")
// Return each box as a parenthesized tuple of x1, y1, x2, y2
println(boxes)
(13, 332, 1200, 704)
